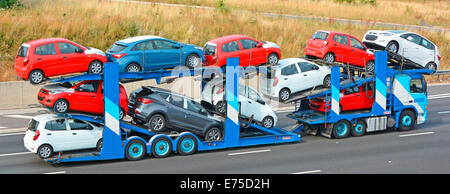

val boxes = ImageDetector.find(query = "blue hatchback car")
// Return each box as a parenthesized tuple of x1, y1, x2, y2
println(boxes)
(106, 36, 204, 72)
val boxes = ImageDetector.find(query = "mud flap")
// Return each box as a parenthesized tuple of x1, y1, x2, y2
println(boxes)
(319, 126, 333, 138)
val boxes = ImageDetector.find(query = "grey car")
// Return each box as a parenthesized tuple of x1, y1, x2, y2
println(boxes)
(128, 86, 224, 141)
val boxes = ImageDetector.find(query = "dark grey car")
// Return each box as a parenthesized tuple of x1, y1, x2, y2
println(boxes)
(128, 86, 224, 141)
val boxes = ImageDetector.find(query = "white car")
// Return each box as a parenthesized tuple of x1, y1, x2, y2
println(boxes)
(201, 79, 278, 129)
(362, 30, 440, 71)
(259, 58, 331, 102)
(24, 114, 103, 159)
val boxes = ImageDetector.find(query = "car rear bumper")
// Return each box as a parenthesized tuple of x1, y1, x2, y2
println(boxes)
(363, 41, 386, 50)
(127, 105, 147, 122)
(24, 137, 38, 154)
(14, 64, 29, 80)
(304, 47, 326, 58)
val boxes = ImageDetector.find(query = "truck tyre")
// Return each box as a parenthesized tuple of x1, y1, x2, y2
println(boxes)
(152, 136, 172, 158)
(125, 139, 146, 161)
(398, 110, 416, 131)
(332, 120, 351, 139)
(351, 119, 367, 137)
(177, 134, 198, 156)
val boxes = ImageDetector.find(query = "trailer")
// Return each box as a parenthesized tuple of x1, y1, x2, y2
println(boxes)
(287, 51, 433, 138)
(43, 57, 301, 163)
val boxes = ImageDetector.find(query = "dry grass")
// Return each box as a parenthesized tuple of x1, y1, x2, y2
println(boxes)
(0, 0, 448, 82)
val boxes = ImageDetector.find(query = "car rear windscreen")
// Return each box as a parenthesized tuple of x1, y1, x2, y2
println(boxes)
(203, 44, 216, 56)
(17, 45, 28, 57)
(312, 31, 329, 40)
(28, 119, 39, 132)
(108, 43, 127, 53)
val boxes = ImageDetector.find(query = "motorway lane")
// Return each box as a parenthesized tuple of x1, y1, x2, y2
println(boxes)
(0, 84, 449, 173)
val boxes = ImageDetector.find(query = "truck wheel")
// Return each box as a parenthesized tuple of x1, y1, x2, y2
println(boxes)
(398, 110, 416, 131)
(351, 120, 366, 137)
(152, 136, 172, 158)
(177, 134, 198, 156)
(332, 120, 351, 139)
(125, 139, 146, 161)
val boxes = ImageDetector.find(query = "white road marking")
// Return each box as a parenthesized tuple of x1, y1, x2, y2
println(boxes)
(0, 132, 25, 137)
(228, 149, 271, 156)
(43, 171, 66, 174)
(437, 111, 450, 114)
(428, 93, 450, 100)
(2, 114, 33, 119)
(291, 170, 322, 174)
(399, 131, 435, 137)
(0, 152, 32, 157)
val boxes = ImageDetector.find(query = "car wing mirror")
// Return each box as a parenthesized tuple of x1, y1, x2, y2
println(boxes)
(256, 43, 264, 48)
(76, 48, 84, 53)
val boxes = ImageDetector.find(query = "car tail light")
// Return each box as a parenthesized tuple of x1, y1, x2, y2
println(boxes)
(137, 98, 153, 104)
(216, 87, 224, 94)
(437, 55, 441, 61)
(323, 41, 328, 47)
(273, 77, 279, 87)
(112, 53, 128, 59)
(33, 130, 40, 141)
(23, 58, 30, 66)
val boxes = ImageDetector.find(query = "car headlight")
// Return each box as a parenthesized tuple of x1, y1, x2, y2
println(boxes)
(49, 90, 63, 95)
(195, 46, 203, 50)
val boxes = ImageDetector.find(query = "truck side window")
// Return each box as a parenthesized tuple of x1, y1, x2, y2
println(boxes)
(410, 79, 424, 93)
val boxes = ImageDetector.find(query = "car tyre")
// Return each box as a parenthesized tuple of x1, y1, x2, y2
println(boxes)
(96, 138, 103, 152)
(125, 63, 141, 72)
(398, 110, 416, 131)
(324, 52, 335, 64)
(37, 144, 53, 159)
(125, 139, 146, 161)
(29, 69, 45, 85)
(267, 53, 279, 65)
(332, 119, 351, 139)
(279, 88, 291, 102)
(177, 134, 198, 156)
(425, 62, 437, 72)
(119, 108, 125, 120)
(148, 114, 166, 132)
(386, 41, 399, 53)
(323, 75, 331, 88)
(88, 60, 103, 74)
(204, 126, 222, 142)
(366, 60, 375, 72)
(215, 101, 227, 115)
(54, 99, 69, 113)
(261, 116, 274, 129)
(186, 54, 201, 69)
(152, 136, 172, 158)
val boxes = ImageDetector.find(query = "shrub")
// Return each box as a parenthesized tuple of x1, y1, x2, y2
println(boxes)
(0, 0, 22, 9)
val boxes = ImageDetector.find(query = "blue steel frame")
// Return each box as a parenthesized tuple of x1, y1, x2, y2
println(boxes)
(46, 57, 301, 163)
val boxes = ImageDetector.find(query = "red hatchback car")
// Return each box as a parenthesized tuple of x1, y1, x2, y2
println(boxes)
(309, 83, 374, 113)
(37, 80, 129, 120)
(305, 31, 375, 72)
(203, 35, 281, 67)
(15, 38, 107, 84)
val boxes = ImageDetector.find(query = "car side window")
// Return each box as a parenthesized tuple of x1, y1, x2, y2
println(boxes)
(222, 41, 240, 52)
(131, 40, 155, 51)
(239, 85, 246, 97)
(187, 99, 204, 113)
(248, 88, 264, 104)
(349, 37, 365, 50)
(153, 40, 178, 50)
(333, 35, 348, 45)
(45, 119, 67, 131)
(239, 39, 258, 50)
(401, 33, 421, 45)
(68, 119, 93, 130)
(410, 79, 424, 93)
(281, 64, 299, 76)
(297, 62, 316, 72)
(35, 43, 57, 55)
(169, 95, 185, 108)
(76, 81, 99, 93)
(420, 38, 434, 50)
(344, 86, 360, 95)
(57, 42, 82, 54)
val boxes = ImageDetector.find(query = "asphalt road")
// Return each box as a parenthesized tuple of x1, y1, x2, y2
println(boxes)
(0, 84, 449, 174)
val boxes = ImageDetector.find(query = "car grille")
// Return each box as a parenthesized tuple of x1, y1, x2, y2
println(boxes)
(365, 35, 377, 41)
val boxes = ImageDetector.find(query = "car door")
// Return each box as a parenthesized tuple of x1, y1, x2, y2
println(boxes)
(56, 42, 88, 73)
(33, 43, 62, 76)
(246, 87, 266, 121)
(166, 94, 188, 128)
(130, 40, 162, 71)
(239, 39, 265, 66)
(153, 39, 182, 69)
(67, 118, 97, 149)
(348, 36, 369, 66)
(43, 118, 71, 151)
(279, 63, 301, 92)
(71, 81, 102, 113)
(220, 40, 242, 66)
(418, 36, 436, 65)
(183, 99, 211, 133)
(331, 34, 352, 63)
(297, 61, 321, 90)
(399, 33, 422, 62)
(340, 86, 362, 111)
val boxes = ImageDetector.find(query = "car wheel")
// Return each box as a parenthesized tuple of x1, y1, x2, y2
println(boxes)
(425, 62, 437, 72)
(29, 69, 45, 85)
(332, 120, 351, 139)
(267, 53, 279, 65)
(323, 75, 331, 88)
(261, 116, 274, 129)
(324, 53, 335, 64)
(89, 60, 103, 74)
(125, 139, 146, 161)
(151, 136, 172, 158)
(398, 110, 416, 131)
(386, 41, 399, 53)
(177, 134, 198, 156)
(148, 114, 166, 132)
(54, 99, 69, 113)
(186, 54, 201, 69)
(366, 60, 375, 72)
(96, 138, 103, 152)
(37, 144, 53, 159)
(351, 120, 367, 137)
(215, 101, 227, 115)
(204, 127, 222, 141)
(279, 88, 291, 102)
(119, 108, 125, 120)
(125, 63, 141, 72)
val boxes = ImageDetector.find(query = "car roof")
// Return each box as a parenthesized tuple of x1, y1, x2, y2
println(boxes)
(25, 38, 71, 46)
(206, 34, 252, 44)
(118, 35, 163, 44)
(32, 114, 64, 122)
(275, 58, 312, 68)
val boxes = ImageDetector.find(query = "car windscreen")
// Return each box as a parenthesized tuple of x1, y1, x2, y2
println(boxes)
(17, 45, 29, 57)
(312, 31, 329, 40)
(108, 43, 127, 53)
(28, 119, 39, 132)
(203, 44, 216, 56)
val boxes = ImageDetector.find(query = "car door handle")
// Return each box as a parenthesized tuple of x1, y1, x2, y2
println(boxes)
(72, 133, 77, 135)
(304, 74, 308, 76)
(409, 100, 413, 103)
(47, 133, 52, 135)
(248, 101, 252, 104)
(37, 58, 42, 60)
(284, 78, 288, 80)
(63, 57, 68, 59)
(91, 95, 96, 97)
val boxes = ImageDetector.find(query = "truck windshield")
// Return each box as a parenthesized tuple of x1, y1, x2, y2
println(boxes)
(410, 78, 425, 93)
